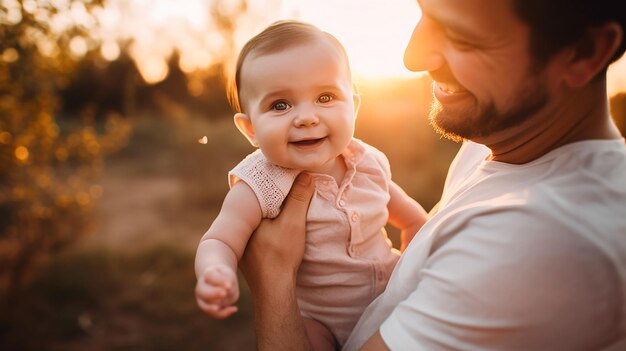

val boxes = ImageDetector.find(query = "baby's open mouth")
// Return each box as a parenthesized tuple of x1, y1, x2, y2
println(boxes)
(290, 137, 326, 145)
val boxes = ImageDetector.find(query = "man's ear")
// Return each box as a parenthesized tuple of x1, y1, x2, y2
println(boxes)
(234, 113, 258, 147)
(561, 22, 623, 88)
(353, 94, 362, 118)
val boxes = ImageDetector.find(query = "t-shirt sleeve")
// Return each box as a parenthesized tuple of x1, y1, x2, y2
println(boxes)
(379, 206, 620, 351)
(228, 150, 300, 218)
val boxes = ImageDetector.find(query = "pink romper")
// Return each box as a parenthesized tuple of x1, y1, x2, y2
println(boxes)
(229, 138, 400, 346)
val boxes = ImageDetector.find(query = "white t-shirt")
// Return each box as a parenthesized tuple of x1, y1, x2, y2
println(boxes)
(344, 139, 626, 351)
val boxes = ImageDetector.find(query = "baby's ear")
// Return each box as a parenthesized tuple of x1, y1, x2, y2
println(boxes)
(234, 113, 258, 147)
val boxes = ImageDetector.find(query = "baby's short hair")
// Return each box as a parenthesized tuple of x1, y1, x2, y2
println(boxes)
(228, 20, 352, 113)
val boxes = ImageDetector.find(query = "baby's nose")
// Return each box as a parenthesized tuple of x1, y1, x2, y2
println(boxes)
(294, 108, 319, 127)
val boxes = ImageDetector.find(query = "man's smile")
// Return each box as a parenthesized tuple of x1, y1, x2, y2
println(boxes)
(435, 81, 467, 94)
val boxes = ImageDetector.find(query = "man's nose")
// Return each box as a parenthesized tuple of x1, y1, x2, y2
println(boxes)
(404, 17, 445, 72)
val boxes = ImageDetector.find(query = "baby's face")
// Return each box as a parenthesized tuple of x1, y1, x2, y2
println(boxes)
(237, 37, 358, 174)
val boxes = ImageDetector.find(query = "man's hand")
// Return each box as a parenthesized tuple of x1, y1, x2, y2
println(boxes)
(240, 172, 315, 287)
(240, 172, 316, 351)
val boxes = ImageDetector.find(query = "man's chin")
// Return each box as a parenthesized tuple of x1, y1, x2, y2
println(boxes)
(429, 105, 478, 143)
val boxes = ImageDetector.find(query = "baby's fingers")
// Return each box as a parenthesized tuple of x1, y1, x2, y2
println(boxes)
(203, 266, 234, 287)
(197, 299, 238, 319)
(196, 281, 228, 302)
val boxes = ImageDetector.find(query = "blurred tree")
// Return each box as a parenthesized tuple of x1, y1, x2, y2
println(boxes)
(0, 0, 132, 302)
(59, 0, 256, 121)
(0, 0, 265, 304)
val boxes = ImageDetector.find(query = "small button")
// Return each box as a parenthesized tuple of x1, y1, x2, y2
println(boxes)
(339, 199, 346, 207)
(351, 213, 359, 222)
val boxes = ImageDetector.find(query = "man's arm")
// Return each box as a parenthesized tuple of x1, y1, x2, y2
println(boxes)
(360, 331, 390, 350)
(239, 173, 316, 351)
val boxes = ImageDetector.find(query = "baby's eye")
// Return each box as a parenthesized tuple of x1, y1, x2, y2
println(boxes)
(318, 94, 334, 103)
(271, 101, 291, 111)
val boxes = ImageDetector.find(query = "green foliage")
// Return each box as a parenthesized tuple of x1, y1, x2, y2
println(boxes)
(0, 0, 132, 297)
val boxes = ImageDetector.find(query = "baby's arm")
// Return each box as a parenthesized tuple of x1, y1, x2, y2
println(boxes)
(195, 181, 262, 319)
(387, 181, 428, 252)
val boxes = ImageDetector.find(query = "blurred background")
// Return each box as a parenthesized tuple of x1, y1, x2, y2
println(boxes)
(1, 0, 625, 350)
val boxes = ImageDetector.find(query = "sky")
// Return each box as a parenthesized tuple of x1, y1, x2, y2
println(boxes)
(86, 0, 421, 82)
(279, 0, 421, 79)
(70, 0, 626, 95)
(283, 0, 626, 94)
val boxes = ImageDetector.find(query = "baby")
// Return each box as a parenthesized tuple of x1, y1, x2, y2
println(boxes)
(195, 20, 427, 349)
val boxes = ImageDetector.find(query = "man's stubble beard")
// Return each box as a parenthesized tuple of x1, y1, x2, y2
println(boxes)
(429, 78, 549, 143)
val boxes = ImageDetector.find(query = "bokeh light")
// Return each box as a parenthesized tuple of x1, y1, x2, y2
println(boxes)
(1, 48, 19, 63)
(15, 146, 30, 162)
(100, 41, 120, 61)
(69, 36, 88, 57)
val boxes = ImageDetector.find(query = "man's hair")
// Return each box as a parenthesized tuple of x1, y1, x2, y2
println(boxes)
(228, 20, 351, 113)
(513, 0, 626, 71)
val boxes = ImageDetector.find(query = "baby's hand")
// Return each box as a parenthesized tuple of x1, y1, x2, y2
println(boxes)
(400, 221, 425, 252)
(195, 264, 239, 319)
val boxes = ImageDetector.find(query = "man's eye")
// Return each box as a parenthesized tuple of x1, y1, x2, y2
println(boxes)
(318, 94, 333, 103)
(447, 36, 474, 51)
(272, 101, 290, 111)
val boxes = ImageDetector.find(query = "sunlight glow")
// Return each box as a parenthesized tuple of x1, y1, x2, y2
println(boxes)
(70, 1, 94, 28)
(1, 0, 22, 25)
(100, 41, 120, 61)
(608, 59, 626, 97)
(92, 0, 243, 83)
(89, 0, 418, 83)
(279, 0, 421, 79)
(15, 146, 29, 162)
(2, 48, 19, 63)
(22, 0, 37, 13)
(136, 56, 169, 84)
(86, 0, 625, 90)
(179, 49, 213, 73)
(69, 36, 88, 57)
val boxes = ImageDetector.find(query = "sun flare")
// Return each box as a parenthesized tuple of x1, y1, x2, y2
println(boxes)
(281, 0, 421, 79)
(95, 0, 626, 94)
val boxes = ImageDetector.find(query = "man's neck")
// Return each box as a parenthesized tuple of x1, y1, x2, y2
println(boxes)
(479, 83, 622, 164)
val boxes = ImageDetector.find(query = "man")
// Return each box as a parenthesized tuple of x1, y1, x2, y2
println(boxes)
(240, 0, 626, 350)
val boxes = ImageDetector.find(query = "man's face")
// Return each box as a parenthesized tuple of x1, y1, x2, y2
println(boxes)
(405, 0, 550, 142)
